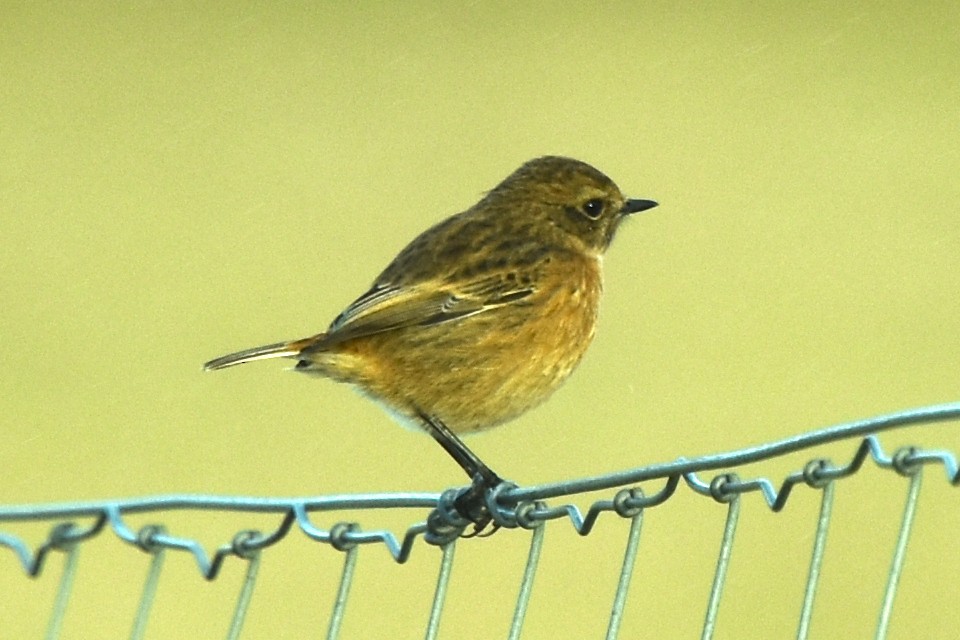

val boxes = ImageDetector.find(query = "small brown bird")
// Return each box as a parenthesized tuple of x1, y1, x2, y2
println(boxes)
(204, 156, 656, 523)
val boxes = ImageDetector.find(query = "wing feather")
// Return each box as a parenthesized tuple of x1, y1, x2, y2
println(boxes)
(321, 274, 535, 345)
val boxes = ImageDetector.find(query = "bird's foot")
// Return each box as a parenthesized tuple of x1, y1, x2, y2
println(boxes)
(454, 472, 503, 538)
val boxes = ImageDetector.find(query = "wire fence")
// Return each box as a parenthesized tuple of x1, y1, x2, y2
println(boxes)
(3, 402, 960, 639)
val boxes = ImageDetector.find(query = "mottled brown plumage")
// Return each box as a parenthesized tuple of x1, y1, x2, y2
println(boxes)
(204, 156, 657, 525)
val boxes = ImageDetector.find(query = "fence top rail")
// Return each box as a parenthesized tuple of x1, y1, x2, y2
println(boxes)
(1, 401, 958, 577)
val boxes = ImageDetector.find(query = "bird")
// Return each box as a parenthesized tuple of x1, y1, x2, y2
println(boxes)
(204, 156, 657, 527)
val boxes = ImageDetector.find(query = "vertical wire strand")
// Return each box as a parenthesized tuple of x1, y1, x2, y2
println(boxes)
(605, 511, 645, 640)
(44, 546, 80, 640)
(226, 551, 262, 640)
(507, 524, 546, 640)
(796, 482, 835, 640)
(326, 546, 359, 640)
(424, 541, 457, 640)
(875, 470, 923, 640)
(129, 549, 166, 640)
(701, 497, 741, 640)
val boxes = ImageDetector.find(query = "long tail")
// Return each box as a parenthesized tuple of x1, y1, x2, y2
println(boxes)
(203, 339, 306, 371)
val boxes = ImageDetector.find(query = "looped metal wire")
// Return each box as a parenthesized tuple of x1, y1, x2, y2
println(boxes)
(487, 480, 520, 529)
(891, 446, 922, 477)
(801, 459, 834, 488)
(48, 523, 83, 551)
(513, 501, 548, 529)
(0, 403, 952, 580)
(708, 473, 740, 503)
(328, 522, 359, 552)
(424, 489, 469, 546)
(135, 524, 166, 553)
(612, 487, 646, 517)
(231, 530, 264, 560)
(49, 517, 105, 550)
(0, 400, 958, 637)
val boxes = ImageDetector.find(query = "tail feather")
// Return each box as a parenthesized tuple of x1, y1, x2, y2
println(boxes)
(203, 340, 302, 371)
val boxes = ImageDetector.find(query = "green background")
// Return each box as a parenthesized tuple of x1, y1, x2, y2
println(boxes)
(2, 2, 959, 638)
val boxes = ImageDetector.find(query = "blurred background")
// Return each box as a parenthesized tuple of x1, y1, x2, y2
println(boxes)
(2, 2, 958, 638)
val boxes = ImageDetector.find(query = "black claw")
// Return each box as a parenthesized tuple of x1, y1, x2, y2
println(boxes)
(453, 473, 502, 537)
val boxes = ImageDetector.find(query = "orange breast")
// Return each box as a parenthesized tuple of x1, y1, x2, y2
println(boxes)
(311, 252, 604, 434)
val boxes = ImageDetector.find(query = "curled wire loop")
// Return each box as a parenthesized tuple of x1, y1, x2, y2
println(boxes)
(1, 402, 958, 577)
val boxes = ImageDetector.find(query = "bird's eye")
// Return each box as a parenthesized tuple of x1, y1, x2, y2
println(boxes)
(581, 198, 604, 219)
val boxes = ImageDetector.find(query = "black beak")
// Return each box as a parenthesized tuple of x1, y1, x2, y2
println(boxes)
(622, 199, 659, 214)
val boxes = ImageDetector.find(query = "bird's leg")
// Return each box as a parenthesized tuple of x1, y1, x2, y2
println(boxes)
(418, 411, 502, 534)
(417, 411, 502, 486)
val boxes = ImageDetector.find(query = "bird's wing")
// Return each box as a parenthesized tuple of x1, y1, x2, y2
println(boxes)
(321, 274, 535, 345)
